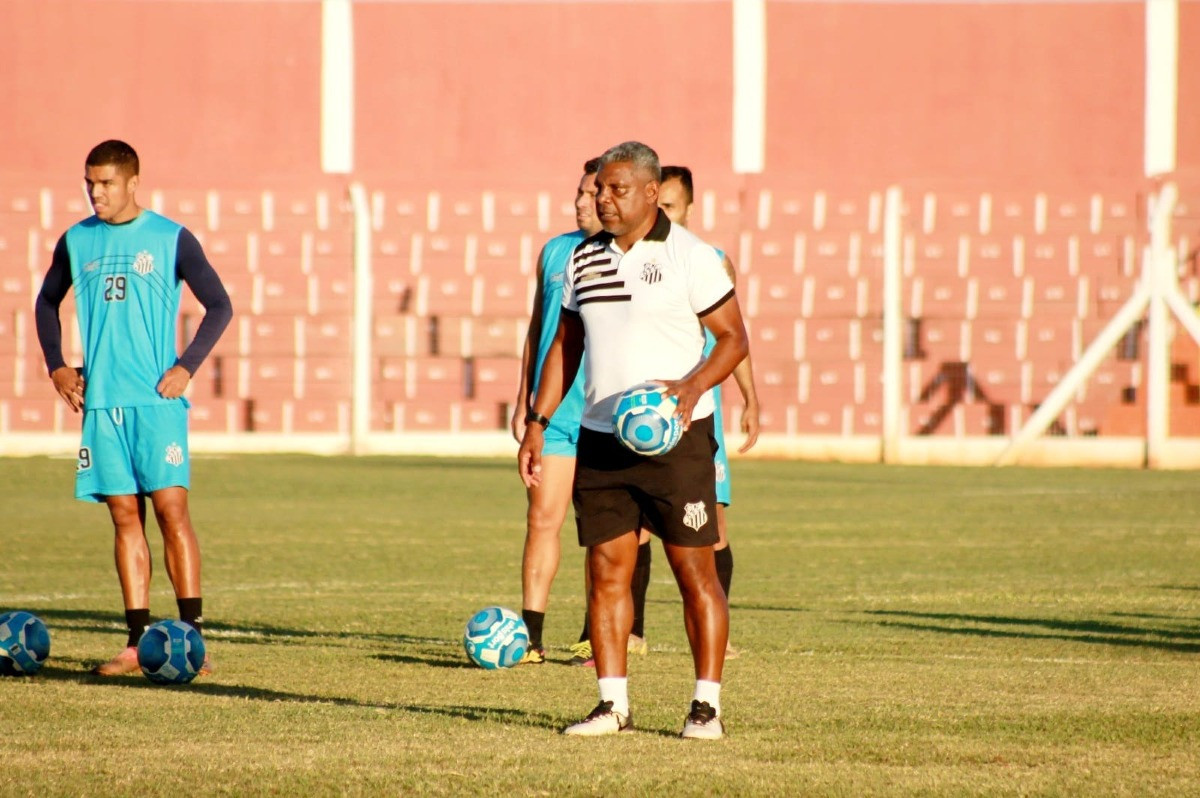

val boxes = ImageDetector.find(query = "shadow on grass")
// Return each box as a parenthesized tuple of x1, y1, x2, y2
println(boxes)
(864, 610, 1200, 653)
(25, 667, 565, 730)
(370, 652, 475, 669)
(30, 608, 450, 649)
(646, 597, 807, 614)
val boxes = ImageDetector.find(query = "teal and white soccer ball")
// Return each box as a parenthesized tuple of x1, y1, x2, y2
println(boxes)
(612, 381, 684, 456)
(137, 620, 205, 685)
(0, 611, 51, 676)
(463, 606, 529, 669)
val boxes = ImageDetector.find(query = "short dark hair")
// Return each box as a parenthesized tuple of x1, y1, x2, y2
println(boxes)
(660, 165, 694, 205)
(86, 140, 139, 176)
(583, 157, 602, 175)
(597, 141, 661, 183)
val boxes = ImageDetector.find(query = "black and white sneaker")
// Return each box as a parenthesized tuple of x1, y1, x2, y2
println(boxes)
(680, 700, 724, 740)
(562, 701, 633, 736)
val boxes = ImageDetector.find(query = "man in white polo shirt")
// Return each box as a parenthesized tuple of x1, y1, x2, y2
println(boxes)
(518, 141, 749, 739)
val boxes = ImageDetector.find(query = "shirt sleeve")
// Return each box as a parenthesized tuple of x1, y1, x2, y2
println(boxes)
(34, 235, 73, 375)
(562, 240, 582, 313)
(175, 228, 233, 375)
(686, 240, 735, 316)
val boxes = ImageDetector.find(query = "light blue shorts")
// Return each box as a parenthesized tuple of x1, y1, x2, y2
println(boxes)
(75, 403, 190, 503)
(712, 387, 731, 506)
(543, 415, 581, 457)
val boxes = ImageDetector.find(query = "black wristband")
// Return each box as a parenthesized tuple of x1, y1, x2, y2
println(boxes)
(525, 409, 550, 428)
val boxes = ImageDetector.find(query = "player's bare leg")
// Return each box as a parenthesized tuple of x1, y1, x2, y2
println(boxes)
(520, 455, 574, 661)
(587, 531, 638, 678)
(663, 541, 727, 681)
(95, 494, 151, 675)
(563, 531, 638, 735)
(150, 486, 209, 674)
(664, 540, 728, 739)
(150, 487, 201, 599)
(713, 504, 737, 658)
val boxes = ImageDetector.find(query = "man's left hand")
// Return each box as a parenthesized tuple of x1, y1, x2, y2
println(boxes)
(157, 365, 192, 398)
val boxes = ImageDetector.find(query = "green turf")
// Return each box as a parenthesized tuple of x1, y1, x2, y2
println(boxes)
(1, 455, 1197, 796)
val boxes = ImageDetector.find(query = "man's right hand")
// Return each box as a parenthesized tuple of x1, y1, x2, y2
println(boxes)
(51, 366, 85, 413)
(517, 424, 545, 488)
(510, 402, 527, 444)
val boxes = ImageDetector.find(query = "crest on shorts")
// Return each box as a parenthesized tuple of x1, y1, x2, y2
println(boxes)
(165, 442, 184, 467)
(714, 461, 727, 484)
(641, 262, 662, 284)
(682, 501, 708, 531)
(133, 250, 155, 276)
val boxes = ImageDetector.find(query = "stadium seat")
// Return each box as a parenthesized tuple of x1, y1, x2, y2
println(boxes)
(1, 398, 65, 434)
(425, 316, 469, 358)
(480, 190, 541, 234)
(457, 400, 507, 431)
(792, 396, 849, 435)
(414, 274, 482, 318)
(257, 272, 315, 315)
(243, 314, 301, 356)
(404, 356, 467, 402)
(201, 231, 251, 275)
(47, 185, 92, 232)
(290, 399, 350, 433)
(752, 186, 814, 232)
(309, 275, 353, 315)
(746, 231, 801, 278)
(469, 316, 526, 359)
(971, 272, 1031, 320)
(477, 275, 534, 317)
(374, 314, 425, 357)
(369, 188, 424, 234)
(747, 315, 800, 362)
(918, 190, 984, 235)
(427, 190, 482, 233)
(242, 355, 301, 401)
(211, 189, 268, 232)
(188, 399, 242, 433)
(468, 356, 520, 404)
(910, 273, 969, 321)
(244, 397, 288, 433)
(153, 188, 217, 232)
(914, 318, 969, 362)
(250, 231, 304, 277)
(696, 187, 744, 244)
(803, 318, 854, 364)
(394, 398, 456, 431)
(469, 232, 535, 277)
(418, 232, 471, 275)
(375, 357, 413, 403)
(806, 274, 873, 319)
(299, 356, 352, 400)
(303, 315, 352, 357)
(906, 232, 965, 281)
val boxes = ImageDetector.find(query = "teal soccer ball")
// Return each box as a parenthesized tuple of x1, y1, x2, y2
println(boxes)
(612, 381, 683, 456)
(0, 611, 51, 676)
(137, 620, 205, 685)
(463, 606, 528, 669)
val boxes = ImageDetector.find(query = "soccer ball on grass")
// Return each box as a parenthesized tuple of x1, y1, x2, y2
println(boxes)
(463, 606, 529, 669)
(137, 620, 205, 685)
(0, 611, 51, 676)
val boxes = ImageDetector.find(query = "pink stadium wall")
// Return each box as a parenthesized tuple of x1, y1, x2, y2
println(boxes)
(2, 1, 1190, 189)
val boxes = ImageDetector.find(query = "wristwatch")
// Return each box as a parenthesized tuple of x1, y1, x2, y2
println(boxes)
(524, 409, 550, 428)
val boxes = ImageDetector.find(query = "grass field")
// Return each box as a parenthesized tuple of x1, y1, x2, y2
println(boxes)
(1, 454, 1198, 797)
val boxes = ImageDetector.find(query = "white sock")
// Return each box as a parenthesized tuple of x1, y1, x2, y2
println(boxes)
(598, 677, 629, 716)
(694, 679, 721, 715)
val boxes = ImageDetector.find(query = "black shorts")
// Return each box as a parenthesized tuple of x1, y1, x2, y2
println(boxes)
(573, 414, 720, 548)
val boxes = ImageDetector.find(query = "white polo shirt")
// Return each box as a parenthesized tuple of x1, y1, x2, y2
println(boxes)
(563, 209, 735, 433)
